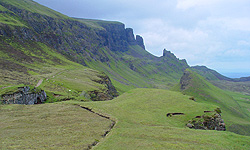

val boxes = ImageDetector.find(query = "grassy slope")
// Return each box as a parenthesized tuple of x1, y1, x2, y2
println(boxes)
(173, 69, 250, 135)
(0, 5, 26, 27)
(1, 0, 188, 94)
(0, 40, 109, 101)
(64, 89, 250, 150)
(0, 103, 112, 149)
(0, 0, 69, 19)
(211, 80, 250, 95)
(86, 45, 186, 93)
(76, 18, 122, 30)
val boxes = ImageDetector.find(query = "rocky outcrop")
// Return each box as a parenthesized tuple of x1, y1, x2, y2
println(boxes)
(0, 1, 147, 65)
(90, 74, 119, 101)
(180, 70, 192, 90)
(187, 108, 226, 131)
(136, 35, 145, 49)
(125, 28, 137, 45)
(1, 86, 47, 105)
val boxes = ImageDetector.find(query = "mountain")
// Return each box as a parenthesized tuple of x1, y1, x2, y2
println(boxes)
(173, 69, 250, 135)
(1, 1, 250, 149)
(191, 66, 250, 82)
(191, 66, 250, 94)
(0, 0, 188, 101)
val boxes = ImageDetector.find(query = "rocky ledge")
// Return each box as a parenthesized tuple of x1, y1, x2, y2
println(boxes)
(1, 86, 46, 105)
(90, 74, 119, 101)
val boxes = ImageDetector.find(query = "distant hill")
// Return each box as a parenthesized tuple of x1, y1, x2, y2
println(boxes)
(173, 69, 250, 135)
(191, 66, 250, 82)
(191, 66, 250, 94)
(1, 1, 250, 148)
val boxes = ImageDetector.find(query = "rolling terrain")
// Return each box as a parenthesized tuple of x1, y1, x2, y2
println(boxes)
(0, 0, 188, 96)
(68, 88, 250, 149)
(0, 0, 250, 149)
(191, 66, 250, 95)
(173, 69, 250, 135)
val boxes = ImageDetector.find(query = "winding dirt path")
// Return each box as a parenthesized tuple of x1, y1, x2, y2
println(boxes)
(35, 79, 43, 87)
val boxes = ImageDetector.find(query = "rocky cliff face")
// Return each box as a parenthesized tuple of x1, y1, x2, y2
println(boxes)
(0, 1, 147, 66)
(90, 74, 119, 101)
(136, 35, 145, 50)
(1, 86, 46, 105)
(180, 70, 192, 90)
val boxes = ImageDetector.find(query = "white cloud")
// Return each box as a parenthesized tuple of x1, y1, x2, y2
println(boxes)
(176, 0, 221, 10)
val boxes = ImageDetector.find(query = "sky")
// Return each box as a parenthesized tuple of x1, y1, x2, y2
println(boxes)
(33, 0, 250, 77)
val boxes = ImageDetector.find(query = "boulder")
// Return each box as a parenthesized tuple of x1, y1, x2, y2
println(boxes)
(1, 86, 46, 105)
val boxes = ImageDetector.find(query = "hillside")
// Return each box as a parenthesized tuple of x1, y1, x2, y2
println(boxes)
(173, 69, 250, 135)
(70, 89, 250, 149)
(0, 0, 189, 97)
(191, 66, 250, 94)
(1, 0, 250, 149)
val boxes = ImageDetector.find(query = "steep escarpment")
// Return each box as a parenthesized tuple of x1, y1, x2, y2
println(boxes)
(0, 0, 189, 95)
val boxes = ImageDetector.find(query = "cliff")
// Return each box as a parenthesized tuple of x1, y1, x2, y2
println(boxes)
(0, 0, 190, 95)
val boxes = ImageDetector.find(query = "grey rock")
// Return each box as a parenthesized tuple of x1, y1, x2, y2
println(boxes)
(1, 86, 47, 105)
(136, 35, 145, 49)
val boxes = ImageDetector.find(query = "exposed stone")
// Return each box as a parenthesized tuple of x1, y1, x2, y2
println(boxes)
(187, 108, 226, 131)
(125, 28, 137, 45)
(187, 123, 193, 128)
(136, 35, 145, 49)
(90, 74, 119, 101)
(1, 86, 47, 105)
(180, 70, 192, 90)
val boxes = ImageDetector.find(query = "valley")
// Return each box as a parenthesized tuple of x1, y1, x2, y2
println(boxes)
(0, 0, 250, 149)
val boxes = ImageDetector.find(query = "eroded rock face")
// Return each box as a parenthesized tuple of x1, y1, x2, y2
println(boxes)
(1, 86, 47, 105)
(90, 74, 119, 101)
(136, 35, 145, 50)
(180, 70, 192, 90)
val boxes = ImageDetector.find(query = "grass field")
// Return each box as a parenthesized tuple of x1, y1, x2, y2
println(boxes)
(172, 69, 250, 135)
(64, 88, 250, 150)
(0, 103, 112, 149)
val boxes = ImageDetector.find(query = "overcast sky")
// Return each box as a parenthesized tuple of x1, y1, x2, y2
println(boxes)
(34, 0, 250, 77)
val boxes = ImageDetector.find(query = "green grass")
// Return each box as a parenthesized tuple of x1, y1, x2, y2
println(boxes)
(63, 88, 250, 150)
(225, 91, 250, 117)
(0, 13, 26, 27)
(0, 40, 114, 101)
(76, 18, 121, 30)
(0, 103, 112, 149)
(0, 84, 24, 95)
(0, 0, 69, 19)
(173, 69, 250, 135)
